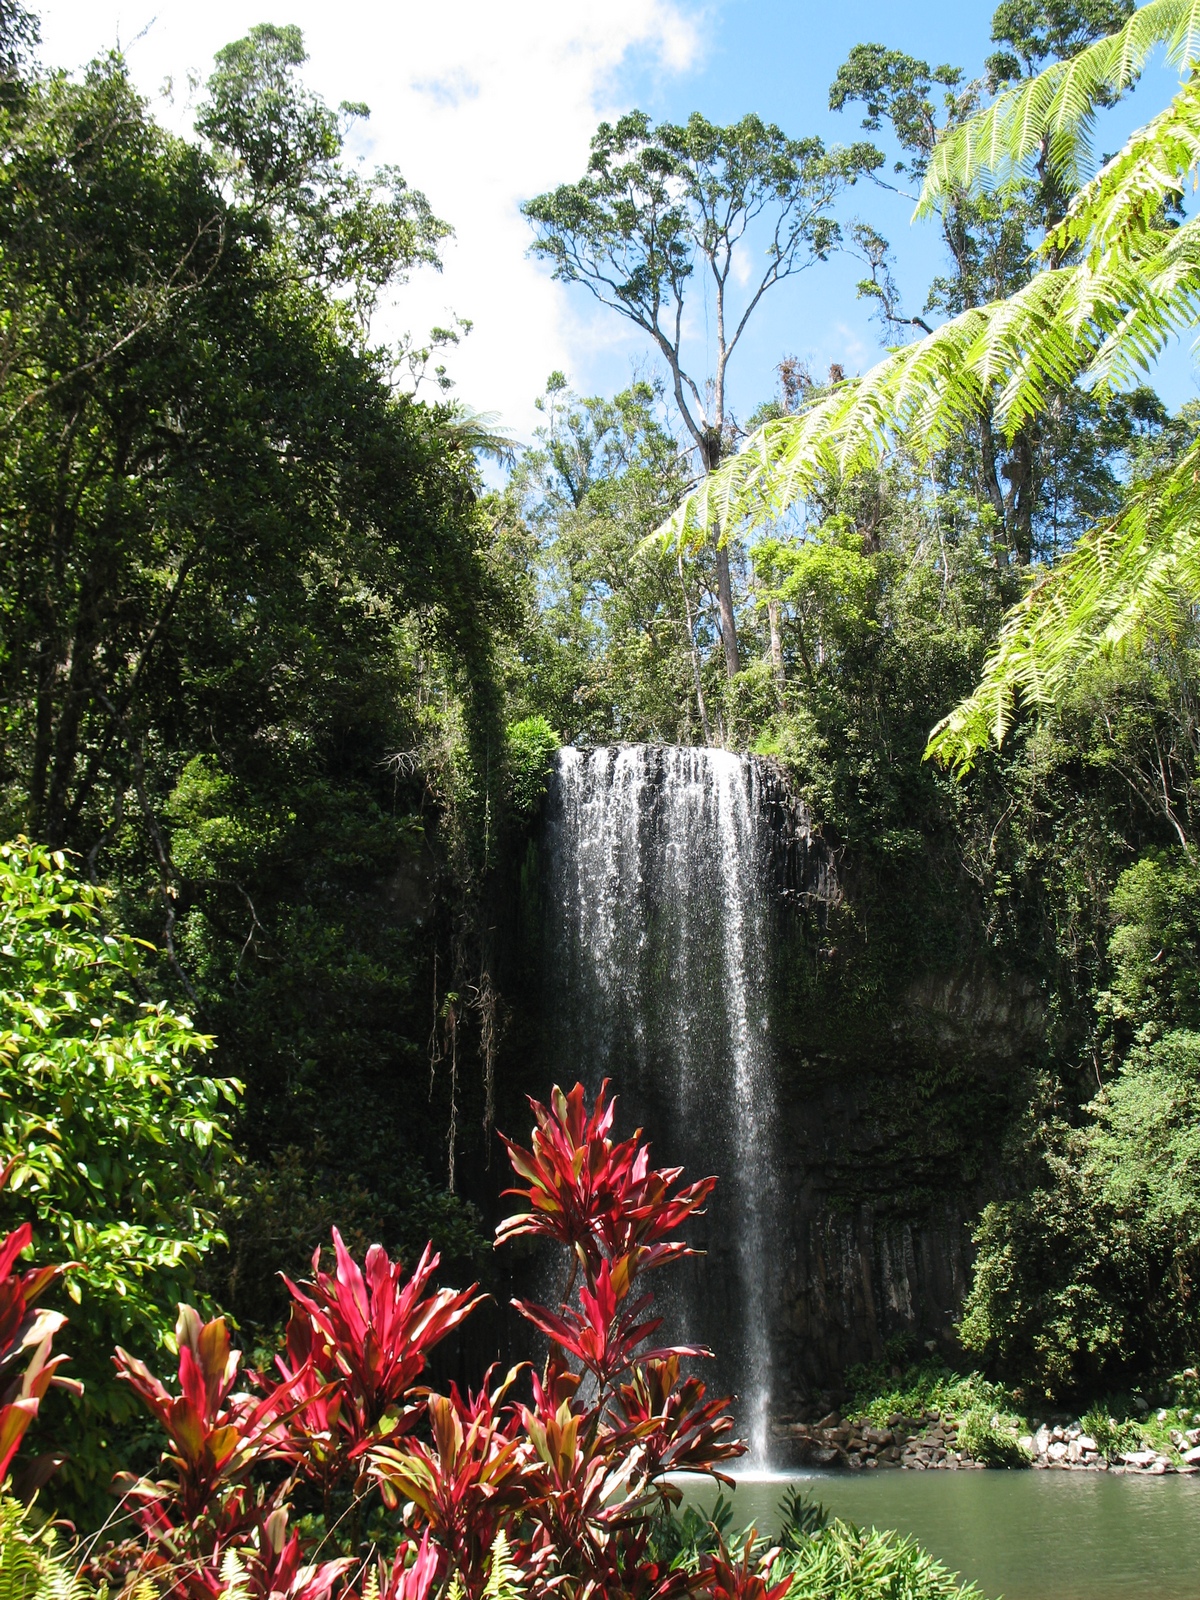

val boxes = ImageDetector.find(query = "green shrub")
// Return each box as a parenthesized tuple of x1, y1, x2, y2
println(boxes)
(1080, 1405, 1147, 1458)
(845, 1358, 1015, 1430)
(956, 1406, 1029, 1468)
(647, 1494, 736, 1570)
(778, 1486, 830, 1548)
(505, 717, 560, 818)
(780, 1521, 987, 1599)
(651, 1496, 987, 1599)
(959, 1027, 1200, 1399)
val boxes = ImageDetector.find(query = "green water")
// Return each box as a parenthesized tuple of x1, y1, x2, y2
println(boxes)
(680, 1471, 1200, 1600)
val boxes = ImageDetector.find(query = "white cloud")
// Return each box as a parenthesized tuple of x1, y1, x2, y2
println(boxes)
(35, 0, 708, 436)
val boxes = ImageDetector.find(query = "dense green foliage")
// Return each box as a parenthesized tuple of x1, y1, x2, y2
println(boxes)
(508, 0, 1200, 1409)
(961, 849, 1200, 1397)
(498, 378, 717, 742)
(0, 0, 511, 1310)
(0, 839, 236, 1508)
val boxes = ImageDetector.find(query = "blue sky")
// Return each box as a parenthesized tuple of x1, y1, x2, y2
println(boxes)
(33, 0, 1200, 439)
(600, 1, 1007, 422)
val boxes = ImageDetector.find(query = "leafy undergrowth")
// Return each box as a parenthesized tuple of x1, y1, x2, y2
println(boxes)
(3, 1078, 993, 1600)
(847, 1358, 1200, 1467)
(0, 1494, 92, 1600)
(651, 1491, 988, 1600)
(847, 1360, 1024, 1446)
(1, 1489, 991, 1600)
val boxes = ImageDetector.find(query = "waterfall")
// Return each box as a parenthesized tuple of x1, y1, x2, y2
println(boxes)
(542, 744, 783, 1461)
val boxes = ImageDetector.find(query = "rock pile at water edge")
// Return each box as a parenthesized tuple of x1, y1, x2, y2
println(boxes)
(770, 1411, 1200, 1472)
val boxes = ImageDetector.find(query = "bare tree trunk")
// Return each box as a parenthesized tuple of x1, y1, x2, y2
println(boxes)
(767, 597, 785, 703)
(715, 542, 739, 682)
(978, 408, 1007, 542)
(678, 548, 712, 746)
(696, 418, 740, 684)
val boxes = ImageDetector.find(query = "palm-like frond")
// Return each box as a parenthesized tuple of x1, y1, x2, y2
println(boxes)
(928, 442, 1200, 769)
(663, 69, 1200, 550)
(920, 0, 1200, 202)
(435, 405, 520, 467)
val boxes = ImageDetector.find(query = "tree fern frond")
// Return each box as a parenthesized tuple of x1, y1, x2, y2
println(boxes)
(656, 0, 1200, 772)
(926, 444, 1200, 771)
(0, 1495, 92, 1600)
(660, 200, 1200, 555)
(1049, 75, 1200, 265)
(919, 0, 1200, 209)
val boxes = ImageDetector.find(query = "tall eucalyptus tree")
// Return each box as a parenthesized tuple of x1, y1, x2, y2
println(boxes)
(524, 112, 878, 694)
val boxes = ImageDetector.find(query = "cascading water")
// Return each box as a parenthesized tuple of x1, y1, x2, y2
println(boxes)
(541, 744, 783, 1461)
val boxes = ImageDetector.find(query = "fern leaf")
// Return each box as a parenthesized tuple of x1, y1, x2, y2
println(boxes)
(0, 1495, 92, 1600)
(481, 1532, 523, 1600)
(921, 0, 1200, 206)
(926, 443, 1200, 770)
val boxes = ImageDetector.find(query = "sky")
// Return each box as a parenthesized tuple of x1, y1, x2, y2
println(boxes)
(32, 0, 1200, 445)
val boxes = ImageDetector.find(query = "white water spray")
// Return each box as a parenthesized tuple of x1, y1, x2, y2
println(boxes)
(543, 745, 781, 1462)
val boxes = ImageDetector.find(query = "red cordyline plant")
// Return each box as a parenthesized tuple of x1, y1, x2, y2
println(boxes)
(98, 1081, 771, 1600)
(371, 1370, 535, 1600)
(109, 1233, 481, 1594)
(699, 1535, 793, 1600)
(126, 1504, 353, 1600)
(278, 1231, 481, 1511)
(114, 1306, 299, 1525)
(0, 1158, 80, 1494)
(480, 1081, 744, 1600)
(496, 1081, 717, 1292)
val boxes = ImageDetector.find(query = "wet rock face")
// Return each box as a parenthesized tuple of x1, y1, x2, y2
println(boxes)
(770, 1409, 981, 1471)
(771, 1191, 973, 1394)
(760, 806, 1044, 1399)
